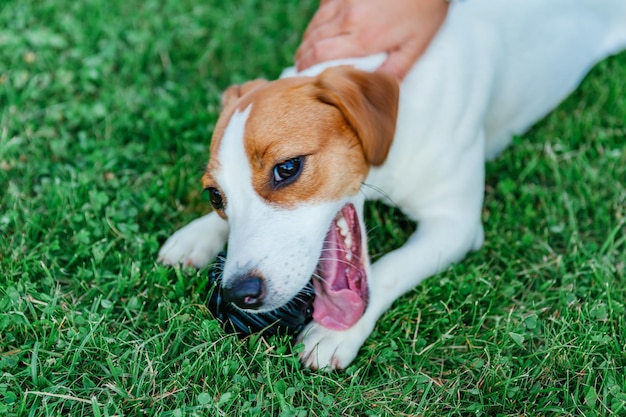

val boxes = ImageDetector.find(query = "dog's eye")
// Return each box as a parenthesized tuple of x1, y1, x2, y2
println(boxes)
(205, 187, 224, 210)
(273, 157, 303, 186)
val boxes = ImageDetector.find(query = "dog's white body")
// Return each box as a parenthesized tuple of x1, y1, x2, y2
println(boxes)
(160, 0, 626, 370)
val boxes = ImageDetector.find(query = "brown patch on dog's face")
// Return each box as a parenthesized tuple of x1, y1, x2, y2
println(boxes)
(203, 67, 399, 210)
(241, 77, 370, 208)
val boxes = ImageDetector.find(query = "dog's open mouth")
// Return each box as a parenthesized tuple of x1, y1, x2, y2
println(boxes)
(206, 203, 367, 336)
(312, 203, 368, 330)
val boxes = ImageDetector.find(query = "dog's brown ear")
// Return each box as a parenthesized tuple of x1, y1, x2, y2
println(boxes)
(314, 66, 399, 166)
(221, 79, 268, 109)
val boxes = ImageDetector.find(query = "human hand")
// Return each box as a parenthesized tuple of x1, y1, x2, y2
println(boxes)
(296, 0, 449, 80)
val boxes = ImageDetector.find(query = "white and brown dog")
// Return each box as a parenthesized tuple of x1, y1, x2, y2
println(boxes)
(159, 0, 626, 370)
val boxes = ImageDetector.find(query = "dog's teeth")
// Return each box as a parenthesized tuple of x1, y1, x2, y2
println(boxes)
(346, 251, 352, 261)
(336, 215, 354, 251)
(337, 216, 349, 237)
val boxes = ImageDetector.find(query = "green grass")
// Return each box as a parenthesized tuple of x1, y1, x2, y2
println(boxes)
(1, 0, 625, 415)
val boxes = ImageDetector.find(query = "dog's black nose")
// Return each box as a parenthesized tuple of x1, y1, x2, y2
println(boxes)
(222, 275, 265, 309)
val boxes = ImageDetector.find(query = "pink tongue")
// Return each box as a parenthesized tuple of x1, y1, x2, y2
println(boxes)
(313, 279, 365, 330)
(311, 205, 366, 330)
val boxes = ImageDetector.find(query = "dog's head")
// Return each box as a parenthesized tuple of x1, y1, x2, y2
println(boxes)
(202, 66, 399, 330)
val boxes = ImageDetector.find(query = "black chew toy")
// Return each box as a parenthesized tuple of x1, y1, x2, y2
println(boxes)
(207, 253, 315, 337)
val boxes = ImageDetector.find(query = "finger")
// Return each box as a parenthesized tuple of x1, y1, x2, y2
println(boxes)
(297, 1, 343, 66)
(296, 34, 371, 71)
(377, 37, 426, 80)
(302, 0, 342, 40)
(296, 20, 348, 64)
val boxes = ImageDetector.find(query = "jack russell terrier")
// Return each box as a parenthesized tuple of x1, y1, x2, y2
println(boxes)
(159, 0, 626, 370)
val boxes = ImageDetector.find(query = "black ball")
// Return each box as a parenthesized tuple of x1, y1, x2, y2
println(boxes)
(207, 253, 315, 337)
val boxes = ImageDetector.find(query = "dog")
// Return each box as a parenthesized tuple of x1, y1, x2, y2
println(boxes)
(159, 0, 626, 370)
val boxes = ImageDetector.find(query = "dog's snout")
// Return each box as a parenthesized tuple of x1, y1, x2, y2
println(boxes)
(223, 274, 265, 309)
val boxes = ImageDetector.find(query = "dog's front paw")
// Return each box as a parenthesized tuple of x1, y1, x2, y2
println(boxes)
(298, 320, 372, 371)
(158, 213, 228, 268)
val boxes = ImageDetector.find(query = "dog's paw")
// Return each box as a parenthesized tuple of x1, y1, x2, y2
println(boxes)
(158, 214, 228, 268)
(298, 320, 371, 371)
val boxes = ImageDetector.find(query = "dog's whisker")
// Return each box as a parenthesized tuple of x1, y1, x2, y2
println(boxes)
(311, 272, 331, 286)
(317, 249, 365, 264)
(318, 242, 361, 255)
(316, 256, 364, 269)
(318, 247, 355, 257)
(361, 182, 396, 205)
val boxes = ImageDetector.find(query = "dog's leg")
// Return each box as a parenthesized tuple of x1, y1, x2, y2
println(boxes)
(299, 213, 483, 370)
(158, 212, 229, 268)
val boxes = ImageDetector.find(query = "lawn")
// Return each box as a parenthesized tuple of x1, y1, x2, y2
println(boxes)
(1, 0, 625, 415)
